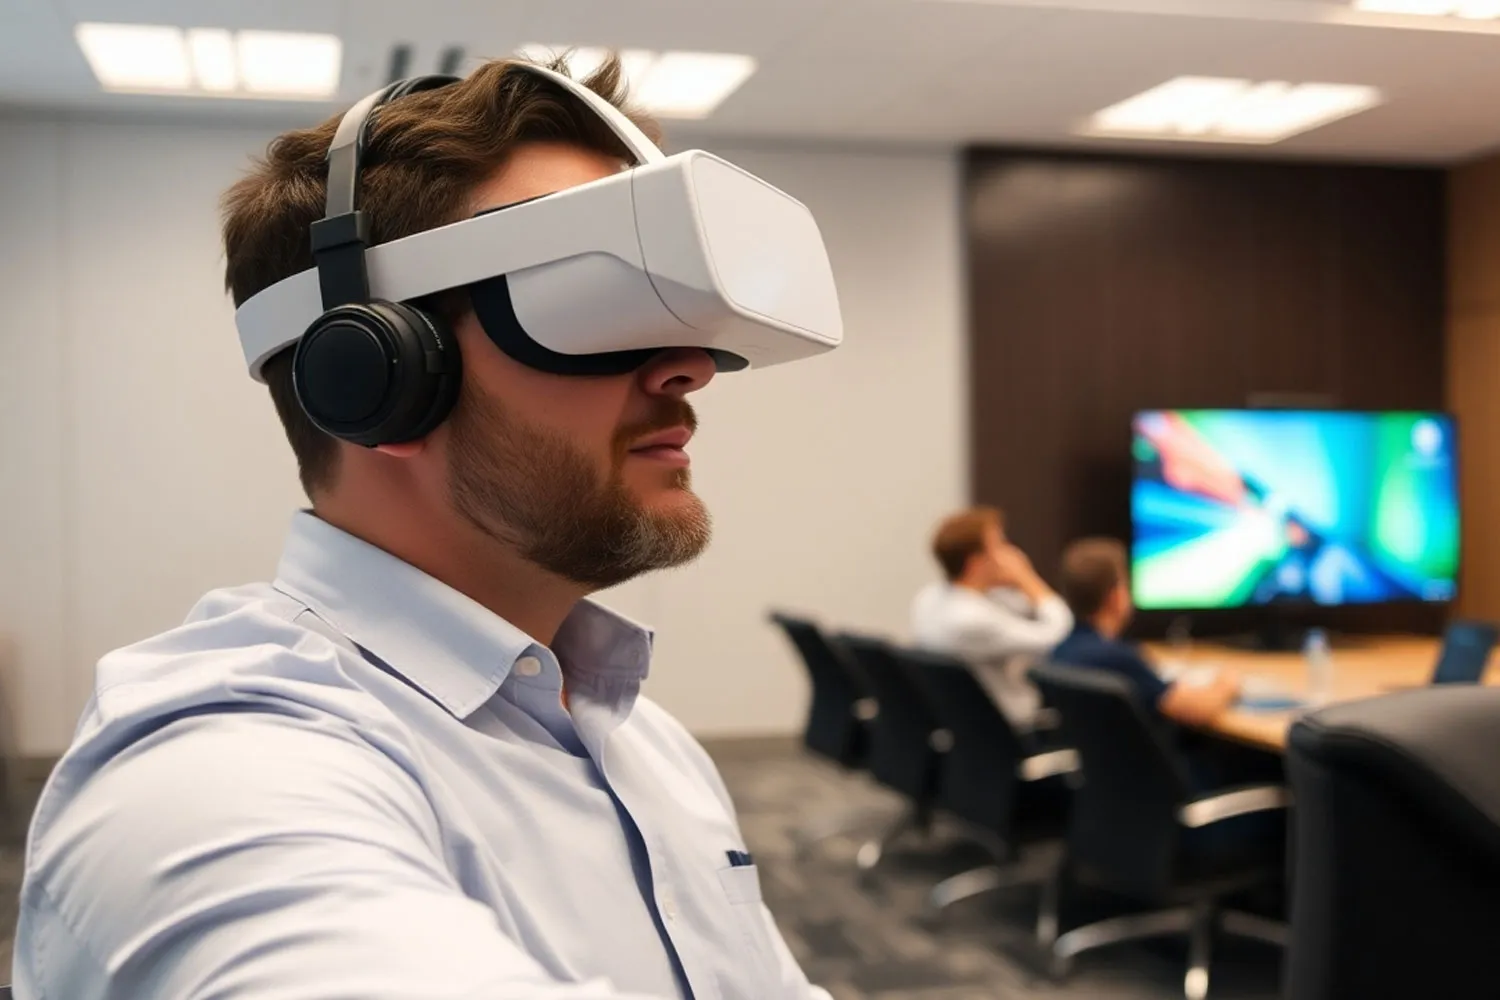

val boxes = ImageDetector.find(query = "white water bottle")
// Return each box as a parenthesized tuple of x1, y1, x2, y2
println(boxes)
(1304, 627, 1333, 704)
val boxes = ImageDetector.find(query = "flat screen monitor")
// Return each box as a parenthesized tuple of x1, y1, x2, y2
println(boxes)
(1131, 409, 1459, 610)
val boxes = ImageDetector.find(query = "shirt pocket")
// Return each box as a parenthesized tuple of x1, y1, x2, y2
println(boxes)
(714, 864, 779, 999)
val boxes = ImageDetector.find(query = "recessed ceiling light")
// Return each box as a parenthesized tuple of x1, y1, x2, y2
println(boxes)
(76, 23, 192, 91)
(516, 44, 658, 88)
(235, 30, 341, 97)
(1354, 0, 1500, 17)
(633, 52, 756, 119)
(515, 45, 755, 118)
(186, 28, 236, 92)
(1083, 76, 1383, 144)
(74, 23, 341, 99)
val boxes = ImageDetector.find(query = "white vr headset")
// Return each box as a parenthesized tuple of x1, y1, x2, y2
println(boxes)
(234, 64, 844, 387)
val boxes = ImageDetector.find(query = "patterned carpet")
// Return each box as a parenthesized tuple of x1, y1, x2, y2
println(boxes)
(0, 744, 1284, 998)
(712, 740, 1284, 1000)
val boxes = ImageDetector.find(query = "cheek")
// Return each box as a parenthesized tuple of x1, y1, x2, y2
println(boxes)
(456, 318, 630, 458)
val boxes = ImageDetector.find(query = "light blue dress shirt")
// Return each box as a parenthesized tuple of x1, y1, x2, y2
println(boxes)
(14, 513, 830, 1000)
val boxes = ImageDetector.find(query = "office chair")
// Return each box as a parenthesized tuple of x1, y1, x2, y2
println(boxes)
(1030, 664, 1290, 1000)
(769, 612, 874, 768)
(1285, 687, 1500, 1000)
(835, 633, 948, 875)
(898, 647, 1076, 940)
(769, 612, 881, 854)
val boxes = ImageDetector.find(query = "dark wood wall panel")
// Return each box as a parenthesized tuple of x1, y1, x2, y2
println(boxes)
(966, 150, 1447, 637)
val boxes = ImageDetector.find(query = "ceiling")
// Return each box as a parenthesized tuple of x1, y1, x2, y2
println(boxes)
(5, 0, 1500, 163)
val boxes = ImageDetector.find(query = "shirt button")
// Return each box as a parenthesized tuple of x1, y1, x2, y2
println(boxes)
(660, 888, 678, 921)
(514, 656, 542, 678)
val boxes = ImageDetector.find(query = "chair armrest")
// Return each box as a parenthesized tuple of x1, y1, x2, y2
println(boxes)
(1177, 783, 1292, 829)
(1017, 748, 1080, 781)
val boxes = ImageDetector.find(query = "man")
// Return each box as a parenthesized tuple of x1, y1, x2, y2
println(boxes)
(15, 58, 831, 999)
(1051, 539, 1283, 854)
(1052, 537, 1241, 728)
(910, 506, 1073, 729)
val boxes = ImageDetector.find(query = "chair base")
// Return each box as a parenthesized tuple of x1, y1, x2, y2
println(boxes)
(926, 839, 1063, 922)
(1050, 902, 1285, 1000)
(790, 802, 892, 861)
(855, 804, 925, 877)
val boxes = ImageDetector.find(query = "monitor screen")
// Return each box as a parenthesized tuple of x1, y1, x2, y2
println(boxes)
(1131, 409, 1460, 610)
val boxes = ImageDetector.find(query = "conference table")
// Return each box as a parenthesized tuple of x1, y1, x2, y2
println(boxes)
(1140, 635, 1500, 753)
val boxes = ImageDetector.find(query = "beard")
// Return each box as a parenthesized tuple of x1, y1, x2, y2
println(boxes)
(446, 378, 712, 589)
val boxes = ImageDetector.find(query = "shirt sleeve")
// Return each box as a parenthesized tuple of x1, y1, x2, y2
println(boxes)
(948, 594, 1076, 659)
(17, 710, 672, 1000)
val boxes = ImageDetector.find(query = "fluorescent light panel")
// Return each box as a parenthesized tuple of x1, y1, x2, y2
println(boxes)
(518, 45, 755, 118)
(1083, 76, 1383, 144)
(75, 23, 341, 99)
(1354, 0, 1500, 17)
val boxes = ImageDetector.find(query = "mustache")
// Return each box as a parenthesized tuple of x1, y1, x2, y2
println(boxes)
(613, 399, 698, 455)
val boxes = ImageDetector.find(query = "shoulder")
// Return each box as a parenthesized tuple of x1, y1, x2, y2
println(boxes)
(1053, 631, 1135, 666)
(46, 582, 424, 851)
(87, 582, 390, 730)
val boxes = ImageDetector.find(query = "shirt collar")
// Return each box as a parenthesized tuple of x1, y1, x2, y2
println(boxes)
(272, 511, 655, 719)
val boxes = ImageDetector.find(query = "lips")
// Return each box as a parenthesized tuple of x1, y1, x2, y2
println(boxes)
(629, 426, 694, 452)
(627, 425, 694, 468)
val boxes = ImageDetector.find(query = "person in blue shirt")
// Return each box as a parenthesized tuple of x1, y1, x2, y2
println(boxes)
(1050, 538, 1284, 806)
(14, 56, 830, 1000)
(1051, 538, 1243, 728)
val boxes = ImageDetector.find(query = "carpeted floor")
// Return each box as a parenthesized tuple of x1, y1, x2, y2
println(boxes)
(0, 744, 1283, 997)
(712, 740, 1284, 1000)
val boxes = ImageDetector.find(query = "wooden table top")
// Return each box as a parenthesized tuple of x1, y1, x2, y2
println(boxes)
(1140, 635, 1500, 752)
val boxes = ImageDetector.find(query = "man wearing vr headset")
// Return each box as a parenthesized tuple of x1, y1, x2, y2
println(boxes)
(14, 56, 840, 999)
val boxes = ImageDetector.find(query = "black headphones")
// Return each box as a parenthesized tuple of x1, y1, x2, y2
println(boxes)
(292, 75, 463, 447)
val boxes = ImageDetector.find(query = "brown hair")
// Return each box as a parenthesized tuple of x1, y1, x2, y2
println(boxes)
(1060, 537, 1128, 619)
(220, 56, 661, 498)
(931, 506, 1005, 581)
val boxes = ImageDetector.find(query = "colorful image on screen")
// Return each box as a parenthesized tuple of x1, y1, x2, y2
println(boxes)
(1131, 410, 1459, 610)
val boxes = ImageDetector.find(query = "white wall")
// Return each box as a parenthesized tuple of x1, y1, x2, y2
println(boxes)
(0, 116, 966, 754)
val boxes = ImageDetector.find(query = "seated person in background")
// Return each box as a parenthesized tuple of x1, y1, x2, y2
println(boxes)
(1053, 538, 1283, 864)
(911, 506, 1073, 730)
(1052, 537, 1241, 727)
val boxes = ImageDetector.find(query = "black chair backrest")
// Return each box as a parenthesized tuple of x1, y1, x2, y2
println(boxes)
(836, 633, 944, 806)
(770, 612, 869, 768)
(897, 646, 1029, 833)
(1285, 687, 1500, 1000)
(1431, 619, 1500, 685)
(1029, 663, 1191, 897)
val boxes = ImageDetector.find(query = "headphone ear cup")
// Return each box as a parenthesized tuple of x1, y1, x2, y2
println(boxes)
(293, 301, 461, 448)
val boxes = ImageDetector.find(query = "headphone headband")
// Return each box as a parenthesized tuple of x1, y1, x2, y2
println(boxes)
(311, 74, 460, 312)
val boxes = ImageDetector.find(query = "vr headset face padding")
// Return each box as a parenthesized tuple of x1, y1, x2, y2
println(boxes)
(292, 301, 461, 447)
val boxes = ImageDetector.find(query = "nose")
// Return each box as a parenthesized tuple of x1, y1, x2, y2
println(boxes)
(638, 348, 716, 397)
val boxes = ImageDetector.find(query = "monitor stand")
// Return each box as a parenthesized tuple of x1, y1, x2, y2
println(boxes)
(1221, 611, 1317, 653)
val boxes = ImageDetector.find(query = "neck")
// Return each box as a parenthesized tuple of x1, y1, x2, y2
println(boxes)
(313, 473, 587, 648)
(1090, 611, 1124, 640)
(954, 570, 991, 593)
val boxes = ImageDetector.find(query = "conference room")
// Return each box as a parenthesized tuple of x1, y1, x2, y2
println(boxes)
(3, 0, 1500, 997)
